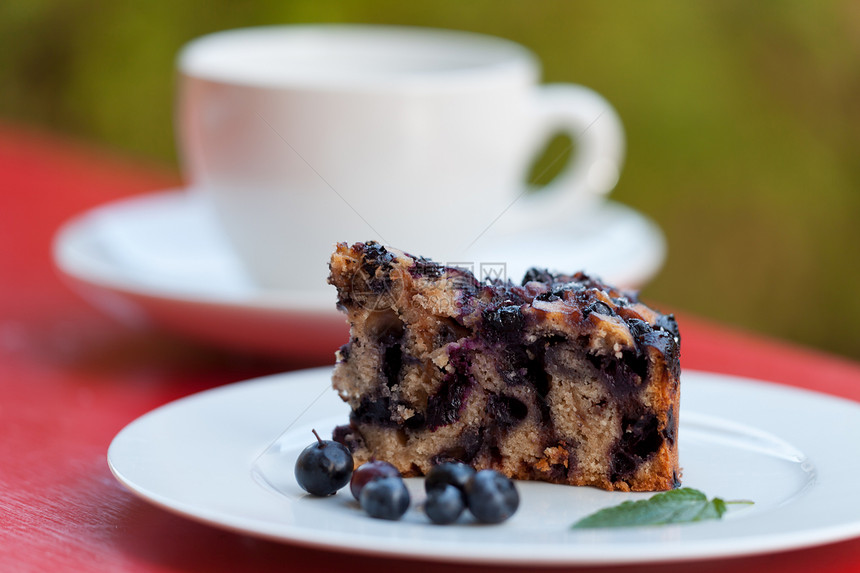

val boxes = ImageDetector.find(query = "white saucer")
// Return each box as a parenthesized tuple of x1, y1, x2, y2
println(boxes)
(108, 368, 860, 565)
(53, 190, 665, 358)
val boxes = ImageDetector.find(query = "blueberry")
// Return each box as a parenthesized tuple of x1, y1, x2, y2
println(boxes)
(360, 476, 411, 520)
(294, 430, 354, 496)
(535, 291, 560, 302)
(521, 268, 554, 285)
(627, 318, 652, 338)
(486, 394, 528, 430)
(410, 257, 443, 279)
(610, 411, 662, 482)
(585, 301, 614, 316)
(350, 460, 401, 501)
(425, 483, 466, 524)
(424, 368, 473, 430)
(656, 313, 681, 343)
(425, 462, 476, 497)
(483, 305, 525, 333)
(465, 470, 519, 524)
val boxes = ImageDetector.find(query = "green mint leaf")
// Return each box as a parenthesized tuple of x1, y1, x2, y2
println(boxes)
(571, 488, 748, 529)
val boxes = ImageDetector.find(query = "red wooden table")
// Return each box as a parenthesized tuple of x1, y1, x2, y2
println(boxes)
(2, 122, 860, 572)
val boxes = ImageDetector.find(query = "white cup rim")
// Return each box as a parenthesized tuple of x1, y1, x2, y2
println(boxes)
(178, 24, 539, 91)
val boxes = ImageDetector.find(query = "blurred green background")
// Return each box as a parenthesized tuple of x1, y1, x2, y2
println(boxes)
(2, 1, 859, 359)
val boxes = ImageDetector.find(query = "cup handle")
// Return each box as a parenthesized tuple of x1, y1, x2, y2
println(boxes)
(498, 84, 625, 232)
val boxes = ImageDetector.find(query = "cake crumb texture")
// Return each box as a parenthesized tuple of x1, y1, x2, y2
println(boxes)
(329, 241, 681, 491)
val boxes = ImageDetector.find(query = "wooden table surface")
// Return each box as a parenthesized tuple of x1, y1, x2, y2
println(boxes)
(2, 123, 860, 572)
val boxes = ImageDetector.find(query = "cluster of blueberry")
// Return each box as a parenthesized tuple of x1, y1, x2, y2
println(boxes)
(294, 430, 519, 524)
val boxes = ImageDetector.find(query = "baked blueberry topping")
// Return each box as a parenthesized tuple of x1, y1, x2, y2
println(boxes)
(535, 291, 560, 302)
(638, 328, 681, 379)
(521, 268, 555, 285)
(351, 242, 401, 302)
(656, 313, 681, 343)
(359, 241, 396, 273)
(410, 256, 443, 279)
(482, 304, 526, 345)
(627, 318, 652, 339)
(584, 301, 614, 317)
(486, 304, 525, 331)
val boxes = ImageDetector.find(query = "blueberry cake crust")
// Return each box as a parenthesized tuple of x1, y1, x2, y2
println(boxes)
(329, 241, 681, 492)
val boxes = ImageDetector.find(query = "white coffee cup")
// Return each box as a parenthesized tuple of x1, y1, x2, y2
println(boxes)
(177, 25, 624, 292)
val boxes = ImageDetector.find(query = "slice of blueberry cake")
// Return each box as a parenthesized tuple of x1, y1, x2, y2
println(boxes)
(329, 241, 681, 491)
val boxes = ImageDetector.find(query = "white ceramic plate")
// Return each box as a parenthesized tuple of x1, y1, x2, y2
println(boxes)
(108, 368, 860, 565)
(53, 190, 664, 358)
